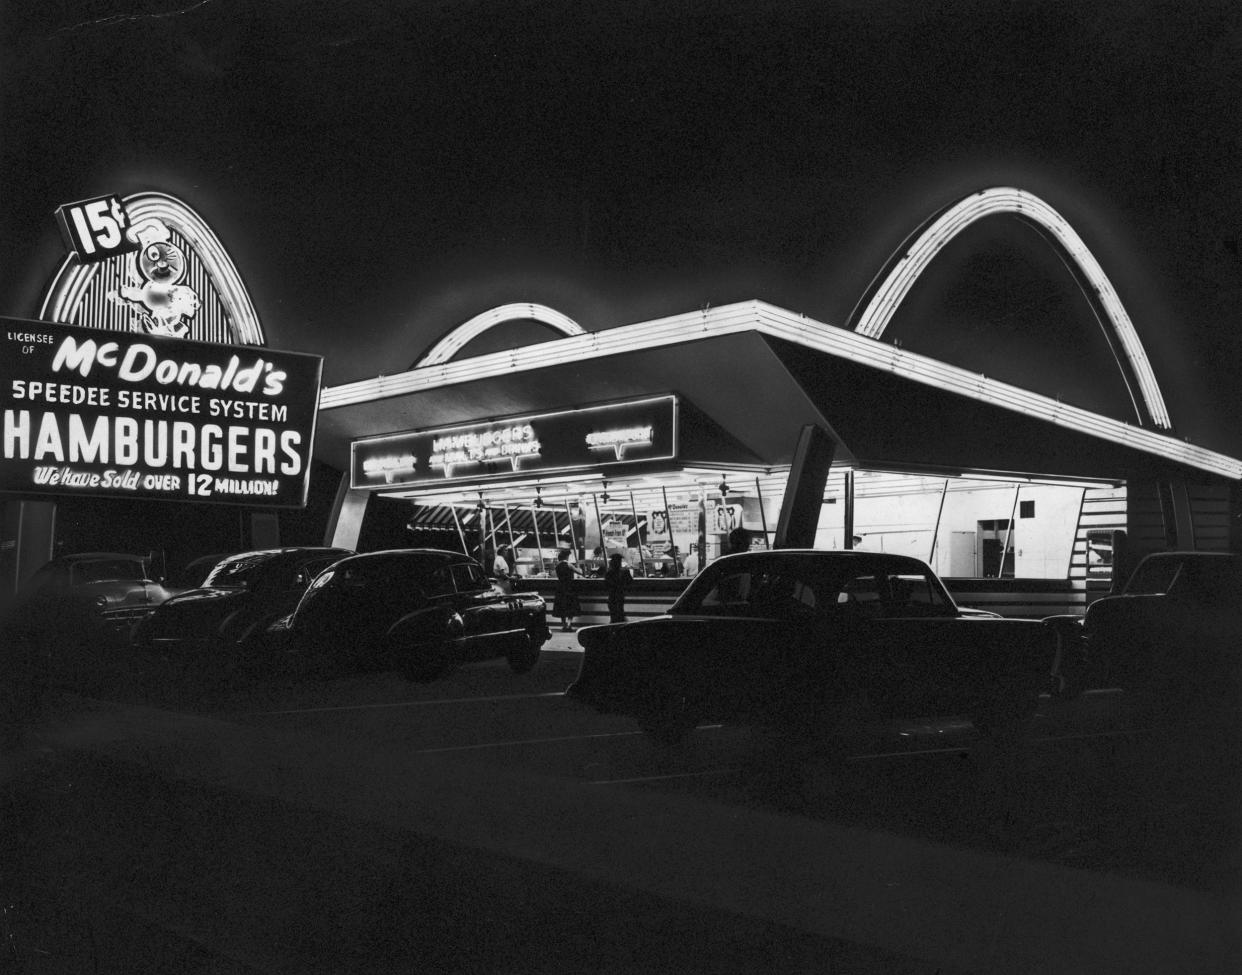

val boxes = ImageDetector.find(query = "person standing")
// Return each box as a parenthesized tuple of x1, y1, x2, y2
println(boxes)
(604, 553, 633, 623)
(552, 549, 582, 632)
(682, 543, 700, 576)
(490, 545, 512, 593)
(726, 527, 752, 555)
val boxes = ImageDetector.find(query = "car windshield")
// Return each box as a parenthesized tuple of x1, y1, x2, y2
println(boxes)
(671, 555, 953, 620)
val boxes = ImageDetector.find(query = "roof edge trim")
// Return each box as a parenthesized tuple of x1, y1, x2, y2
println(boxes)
(319, 299, 1242, 481)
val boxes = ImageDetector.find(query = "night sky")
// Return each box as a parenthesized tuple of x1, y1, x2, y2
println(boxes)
(3, 1, 1240, 456)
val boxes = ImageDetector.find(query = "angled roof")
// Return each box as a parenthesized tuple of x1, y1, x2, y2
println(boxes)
(316, 300, 1242, 483)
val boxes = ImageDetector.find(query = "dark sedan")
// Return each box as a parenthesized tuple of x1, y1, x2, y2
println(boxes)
(131, 547, 354, 657)
(567, 549, 1058, 745)
(1046, 551, 1242, 717)
(275, 548, 552, 681)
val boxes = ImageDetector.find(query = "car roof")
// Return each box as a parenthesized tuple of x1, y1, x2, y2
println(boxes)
(214, 546, 352, 561)
(46, 552, 150, 564)
(340, 548, 476, 564)
(714, 549, 932, 569)
(1138, 551, 1242, 561)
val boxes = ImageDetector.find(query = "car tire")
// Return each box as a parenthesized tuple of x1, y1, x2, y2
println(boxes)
(506, 632, 544, 674)
(637, 692, 699, 746)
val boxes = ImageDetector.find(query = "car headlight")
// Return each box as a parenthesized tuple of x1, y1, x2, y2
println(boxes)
(93, 595, 109, 612)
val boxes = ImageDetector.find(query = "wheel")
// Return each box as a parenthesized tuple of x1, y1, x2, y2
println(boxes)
(637, 692, 699, 746)
(506, 632, 544, 674)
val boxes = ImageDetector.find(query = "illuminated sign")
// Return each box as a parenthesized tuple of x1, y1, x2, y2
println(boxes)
(0, 318, 322, 507)
(55, 195, 140, 265)
(586, 425, 653, 460)
(351, 395, 678, 490)
(107, 217, 201, 338)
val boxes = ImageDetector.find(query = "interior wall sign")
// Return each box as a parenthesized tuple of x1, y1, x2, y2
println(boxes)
(0, 317, 323, 507)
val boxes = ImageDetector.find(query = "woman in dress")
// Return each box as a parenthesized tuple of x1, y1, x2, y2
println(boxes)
(552, 549, 582, 631)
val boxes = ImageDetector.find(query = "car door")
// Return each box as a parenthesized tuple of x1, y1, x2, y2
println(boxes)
(683, 560, 811, 719)
(851, 567, 977, 714)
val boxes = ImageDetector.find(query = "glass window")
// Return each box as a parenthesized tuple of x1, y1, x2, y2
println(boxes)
(450, 563, 488, 593)
(74, 559, 143, 584)
(684, 565, 819, 620)
(1125, 557, 1182, 595)
(838, 573, 884, 617)
(425, 566, 456, 597)
(882, 572, 951, 616)
(693, 568, 755, 615)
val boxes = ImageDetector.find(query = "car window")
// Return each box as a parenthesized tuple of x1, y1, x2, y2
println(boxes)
(693, 568, 754, 614)
(838, 573, 884, 617)
(450, 563, 489, 593)
(426, 566, 456, 597)
(883, 572, 952, 615)
(73, 559, 144, 584)
(1125, 557, 1182, 595)
(293, 556, 342, 590)
(687, 566, 819, 620)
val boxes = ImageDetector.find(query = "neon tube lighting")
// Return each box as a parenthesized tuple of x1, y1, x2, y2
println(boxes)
(322, 298, 1241, 481)
(418, 303, 586, 366)
(40, 192, 264, 346)
(852, 187, 1170, 429)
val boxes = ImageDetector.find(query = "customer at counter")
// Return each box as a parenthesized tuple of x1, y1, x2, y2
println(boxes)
(552, 549, 583, 632)
(604, 554, 633, 623)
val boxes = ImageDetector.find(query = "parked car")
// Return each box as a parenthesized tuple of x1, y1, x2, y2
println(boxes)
(131, 547, 354, 659)
(272, 548, 552, 681)
(1047, 551, 1242, 715)
(567, 549, 1058, 745)
(7, 552, 176, 647)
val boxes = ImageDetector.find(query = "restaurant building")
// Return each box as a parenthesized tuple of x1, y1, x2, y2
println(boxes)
(5, 186, 1241, 620)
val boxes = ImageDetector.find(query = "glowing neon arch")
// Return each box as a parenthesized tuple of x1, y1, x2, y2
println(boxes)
(417, 302, 586, 366)
(40, 191, 264, 345)
(848, 186, 1170, 430)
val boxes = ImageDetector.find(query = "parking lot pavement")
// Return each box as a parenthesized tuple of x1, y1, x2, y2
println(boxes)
(4, 695, 1237, 975)
(544, 627, 584, 653)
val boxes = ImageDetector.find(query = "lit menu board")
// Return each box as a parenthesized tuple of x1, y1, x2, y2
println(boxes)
(351, 395, 678, 490)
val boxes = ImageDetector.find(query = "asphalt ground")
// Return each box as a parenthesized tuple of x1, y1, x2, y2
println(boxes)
(2, 631, 1239, 974)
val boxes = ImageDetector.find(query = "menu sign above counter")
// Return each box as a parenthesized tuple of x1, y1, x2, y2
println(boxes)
(352, 395, 678, 490)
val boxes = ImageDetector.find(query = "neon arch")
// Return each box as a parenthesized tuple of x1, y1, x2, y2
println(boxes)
(39, 191, 264, 345)
(417, 302, 586, 366)
(848, 187, 1170, 429)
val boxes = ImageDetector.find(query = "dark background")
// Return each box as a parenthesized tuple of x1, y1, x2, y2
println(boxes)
(2, 0, 1240, 454)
